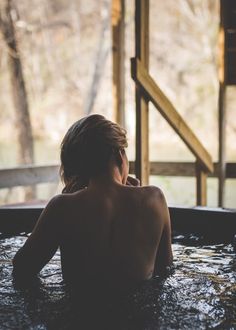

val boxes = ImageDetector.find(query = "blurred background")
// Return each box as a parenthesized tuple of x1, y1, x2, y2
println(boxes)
(0, 0, 235, 207)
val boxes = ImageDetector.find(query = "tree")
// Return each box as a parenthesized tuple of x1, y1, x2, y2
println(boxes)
(0, 0, 34, 165)
(84, 0, 110, 115)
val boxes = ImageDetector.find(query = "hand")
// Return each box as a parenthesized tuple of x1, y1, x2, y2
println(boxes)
(126, 175, 140, 186)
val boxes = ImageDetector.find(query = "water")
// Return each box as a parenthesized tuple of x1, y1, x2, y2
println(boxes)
(0, 235, 235, 329)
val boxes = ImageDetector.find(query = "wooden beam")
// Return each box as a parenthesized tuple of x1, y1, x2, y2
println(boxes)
(0, 165, 59, 188)
(218, 1, 227, 207)
(196, 162, 207, 206)
(218, 83, 226, 207)
(220, 0, 236, 85)
(1, 162, 236, 190)
(112, 0, 125, 126)
(131, 58, 214, 174)
(129, 161, 236, 178)
(129, 161, 196, 177)
(225, 162, 236, 178)
(135, 0, 149, 185)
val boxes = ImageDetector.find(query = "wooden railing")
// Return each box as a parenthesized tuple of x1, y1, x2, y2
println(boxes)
(0, 165, 59, 189)
(1, 162, 236, 189)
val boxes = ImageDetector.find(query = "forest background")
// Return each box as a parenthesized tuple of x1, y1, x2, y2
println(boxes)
(0, 0, 235, 207)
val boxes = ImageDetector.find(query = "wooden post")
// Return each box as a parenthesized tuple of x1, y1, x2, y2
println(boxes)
(218, 0, 226, 207)
(196, 162, 207, 206)
(135, 0, 149, 185)
(218, 83, 226, 207)
(112, 0, 125, 127)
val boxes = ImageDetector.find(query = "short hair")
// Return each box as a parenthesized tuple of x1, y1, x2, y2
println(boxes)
(60, 114, 128, 193)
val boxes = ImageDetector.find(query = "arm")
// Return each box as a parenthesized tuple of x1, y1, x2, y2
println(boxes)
(153, 190, 173, 276)
(13, 195, 63, 282)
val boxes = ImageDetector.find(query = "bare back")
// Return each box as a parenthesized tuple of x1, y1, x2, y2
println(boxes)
(13, 184, 172, 294)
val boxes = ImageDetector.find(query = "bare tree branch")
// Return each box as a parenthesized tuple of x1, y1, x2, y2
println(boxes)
(84, 0, 110, 115)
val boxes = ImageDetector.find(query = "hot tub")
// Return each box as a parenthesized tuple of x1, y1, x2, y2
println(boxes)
(0, 205, 236, 329)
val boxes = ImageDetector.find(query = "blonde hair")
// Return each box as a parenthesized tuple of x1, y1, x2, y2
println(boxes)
(60, 114, 128, 193)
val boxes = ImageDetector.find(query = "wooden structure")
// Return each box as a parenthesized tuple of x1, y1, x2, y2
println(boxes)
(218, 0, 236, 206)
(134, 0, 150, 186)
(2, 161, 236, 189)
(131, 57, 213, 204)
(112, 0, 235, 206)
(0, 0, 236, 207)
(112, 0, 125, 127)
(0, 165, 59, 189)
(131, 0, 214, 205)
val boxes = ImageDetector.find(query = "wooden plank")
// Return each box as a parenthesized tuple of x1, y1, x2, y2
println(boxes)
(218, 2, 227, 207)
(196, 163, 207, 206)
(131, 58, 214, 173)
(129, 161, 196, 177)
(218, 25, 225, 84)
(0, 165, 59, 188)
(219, 0, 226, 83)
(225, 162, 236, 178)
(112, 0, 125, 126)
(1, 162, 236, 190)
(218, 83, 226, 207)
(220, 0, 236, 85)
(129, 161, 236, 178)
(135, 0, 149, 185)
(222, 0, 236, 29)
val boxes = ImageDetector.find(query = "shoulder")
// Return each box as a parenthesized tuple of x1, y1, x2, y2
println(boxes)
(43, 189, 88, 216)
(46, 193, 66, 208)
(145, 185, 164, 196)
(140, 186, 169, 220)
(140, 185, 166, 204)
(46, 189, 85, 207)
(42, 193, 69, 218)
(29, 194, 67, 233)
(124, 184, 165, 206)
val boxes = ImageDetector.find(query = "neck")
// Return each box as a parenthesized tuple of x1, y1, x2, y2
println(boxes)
(88, 166, 124, 189)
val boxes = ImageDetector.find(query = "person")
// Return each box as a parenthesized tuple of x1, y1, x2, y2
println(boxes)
(13, 114, 173, 298)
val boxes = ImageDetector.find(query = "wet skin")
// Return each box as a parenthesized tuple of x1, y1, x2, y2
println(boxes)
(13, 152, 173, 293)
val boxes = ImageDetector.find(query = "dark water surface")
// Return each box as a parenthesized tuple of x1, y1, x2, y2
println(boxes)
(0, 235, 235, 330)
